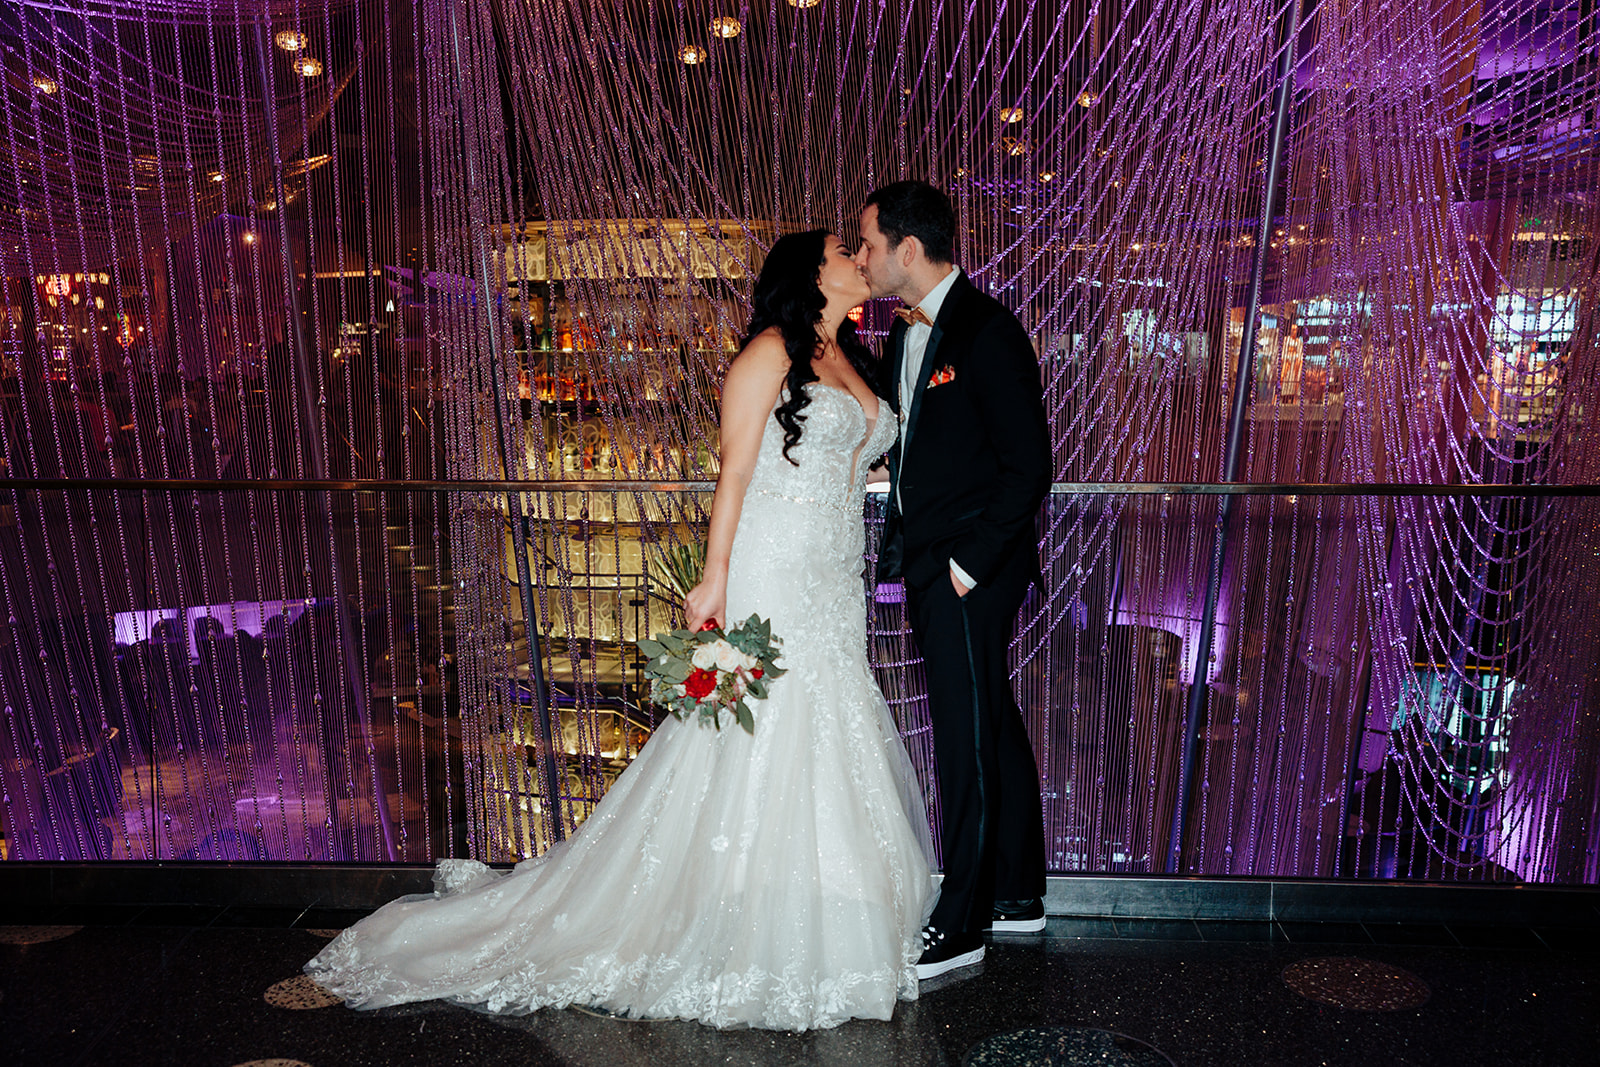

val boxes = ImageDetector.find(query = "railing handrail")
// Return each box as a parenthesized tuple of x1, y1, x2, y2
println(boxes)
(3, 477, 1600, 497)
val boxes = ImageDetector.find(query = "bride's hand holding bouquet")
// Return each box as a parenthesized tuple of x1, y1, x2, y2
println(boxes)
(683, 571, 726, 635)
(637, 543, 785, 735)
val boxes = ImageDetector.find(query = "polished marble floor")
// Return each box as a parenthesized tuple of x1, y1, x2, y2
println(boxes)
(3, 906, 1596, 1066)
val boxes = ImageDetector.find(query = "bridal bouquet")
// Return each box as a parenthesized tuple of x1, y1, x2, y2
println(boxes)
(636, 543, 785, 734)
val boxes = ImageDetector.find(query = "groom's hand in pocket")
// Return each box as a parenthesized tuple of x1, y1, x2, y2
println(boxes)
(950, 566, 972, 598)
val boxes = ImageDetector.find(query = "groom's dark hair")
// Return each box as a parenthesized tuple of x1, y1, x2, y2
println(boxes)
(865, 180, 956, 265)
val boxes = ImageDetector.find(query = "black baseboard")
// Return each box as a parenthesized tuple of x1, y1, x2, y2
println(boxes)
(1042, 873, 1600, 926)
(2, 863, 1596, 928)
(1, 862, 438, 911)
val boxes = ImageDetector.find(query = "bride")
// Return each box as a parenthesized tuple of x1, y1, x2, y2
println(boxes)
(306, 230, 937, 1030)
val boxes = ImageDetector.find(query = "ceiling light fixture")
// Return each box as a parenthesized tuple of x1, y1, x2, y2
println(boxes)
(709, 16, 741, 38)
(275, 30, 308, 52)
(679, 44, 707, 65)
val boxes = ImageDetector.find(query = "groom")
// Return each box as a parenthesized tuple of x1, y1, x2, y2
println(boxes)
(855, 180, 1053, 980)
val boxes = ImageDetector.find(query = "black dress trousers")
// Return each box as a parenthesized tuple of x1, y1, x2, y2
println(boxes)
(906, 547, 1047, 936)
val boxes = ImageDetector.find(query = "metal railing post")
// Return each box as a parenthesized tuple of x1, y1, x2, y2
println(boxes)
(1165, 0, 1304, 874)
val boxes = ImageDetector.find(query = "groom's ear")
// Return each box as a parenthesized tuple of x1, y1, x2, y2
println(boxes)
(900, 234, 923, 268)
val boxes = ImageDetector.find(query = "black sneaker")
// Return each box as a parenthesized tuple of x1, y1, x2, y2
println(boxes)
(915, 924, 985, 980)
(988, 897, 1046, 933)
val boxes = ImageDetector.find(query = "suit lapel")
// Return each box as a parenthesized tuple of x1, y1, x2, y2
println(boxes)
(885, 318, 908, 416)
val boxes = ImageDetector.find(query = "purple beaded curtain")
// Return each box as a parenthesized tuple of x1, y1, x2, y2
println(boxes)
(2, 0, 1598, 882)
(1309, 0, 1600, 882)
(0, 0, 465, 861)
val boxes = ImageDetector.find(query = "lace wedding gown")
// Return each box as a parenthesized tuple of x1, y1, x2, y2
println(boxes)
(307, 384, 936, 1030)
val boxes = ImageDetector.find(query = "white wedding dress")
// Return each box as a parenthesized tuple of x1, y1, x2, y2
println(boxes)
(306, 383, 936, 1030)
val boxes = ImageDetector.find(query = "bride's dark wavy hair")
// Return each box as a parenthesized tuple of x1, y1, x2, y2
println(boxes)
(740, 230, 876, 465)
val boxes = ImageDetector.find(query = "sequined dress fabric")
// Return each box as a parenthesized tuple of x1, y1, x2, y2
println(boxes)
(306, 384, 935, 1030)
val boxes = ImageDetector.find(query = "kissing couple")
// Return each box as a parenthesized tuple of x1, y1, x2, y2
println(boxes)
(308, 180, 1054, 1030)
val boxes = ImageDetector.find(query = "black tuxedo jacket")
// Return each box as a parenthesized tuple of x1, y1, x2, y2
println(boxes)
(874, 272, 1052, 591)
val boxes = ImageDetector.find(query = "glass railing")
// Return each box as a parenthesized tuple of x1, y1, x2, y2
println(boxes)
(1, 477, 1595, 886)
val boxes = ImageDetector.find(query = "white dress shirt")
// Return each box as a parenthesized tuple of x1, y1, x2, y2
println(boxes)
(894, 267, 977, 590)
(897, 266, 961, 428)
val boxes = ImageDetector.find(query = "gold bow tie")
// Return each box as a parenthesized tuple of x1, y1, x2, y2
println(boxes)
(892, 305, 933, 327)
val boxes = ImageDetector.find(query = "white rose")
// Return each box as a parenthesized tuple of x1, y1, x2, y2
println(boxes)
(713, 640, 741, 673)
(737, 651, 757, 671)
(673, 683, 687, 697)
(691, 644, 717, 670)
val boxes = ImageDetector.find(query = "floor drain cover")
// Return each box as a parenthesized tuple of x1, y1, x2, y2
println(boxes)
(964, 1027, 1175, 1066)
(263, 975, 343, 1010)
(1282, 956, 1430, 1012)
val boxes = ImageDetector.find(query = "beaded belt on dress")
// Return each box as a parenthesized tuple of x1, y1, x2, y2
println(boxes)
(749, 486, 858, 517)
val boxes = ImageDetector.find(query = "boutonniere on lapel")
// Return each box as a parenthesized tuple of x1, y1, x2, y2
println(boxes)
(926, 365, 957, 389)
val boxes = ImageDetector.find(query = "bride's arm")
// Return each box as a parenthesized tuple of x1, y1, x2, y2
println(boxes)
(683, 332, 788, 631)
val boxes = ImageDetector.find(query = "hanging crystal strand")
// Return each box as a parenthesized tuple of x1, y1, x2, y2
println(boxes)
(456, 2, 519, 853)
(197, 0, 281, 859)
(494, 0, 581, 848)
(376, 0, 431, 858)
(0, 9, 90, 861)
(411, 0, 451, 852)
(337, 0, 409, 858)
(24, 5, 138, 860)
(268, 7, 349, 859)
(0, 189, 58, 861)
(61, 21, 151, 861)
(442, 0, 514, 857)
(158, 0, 253, 859)
(125, 0, 208, 854)
(246, 4, 321, 860)
(0, 441, 65, 859)
(106, 1, 181, 860)
(504, 0, 553, 855)
(318, 0, 396, 860)
(295, 0, 356, 862)
(27, 10, 127, 860)
(426, 0, 484, 858)
(478, 0, 565, 850)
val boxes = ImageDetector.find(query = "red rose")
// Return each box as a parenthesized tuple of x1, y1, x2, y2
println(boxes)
(751, 668, 763, 679)
(684, 667, 717, 700)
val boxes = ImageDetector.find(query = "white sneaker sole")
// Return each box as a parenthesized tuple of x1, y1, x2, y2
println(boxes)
(915, 943, 985, 980)
(988, 916, 1047, 933)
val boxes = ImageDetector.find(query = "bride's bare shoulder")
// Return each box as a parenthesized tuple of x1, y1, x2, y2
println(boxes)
(725, 328, 790, 385)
